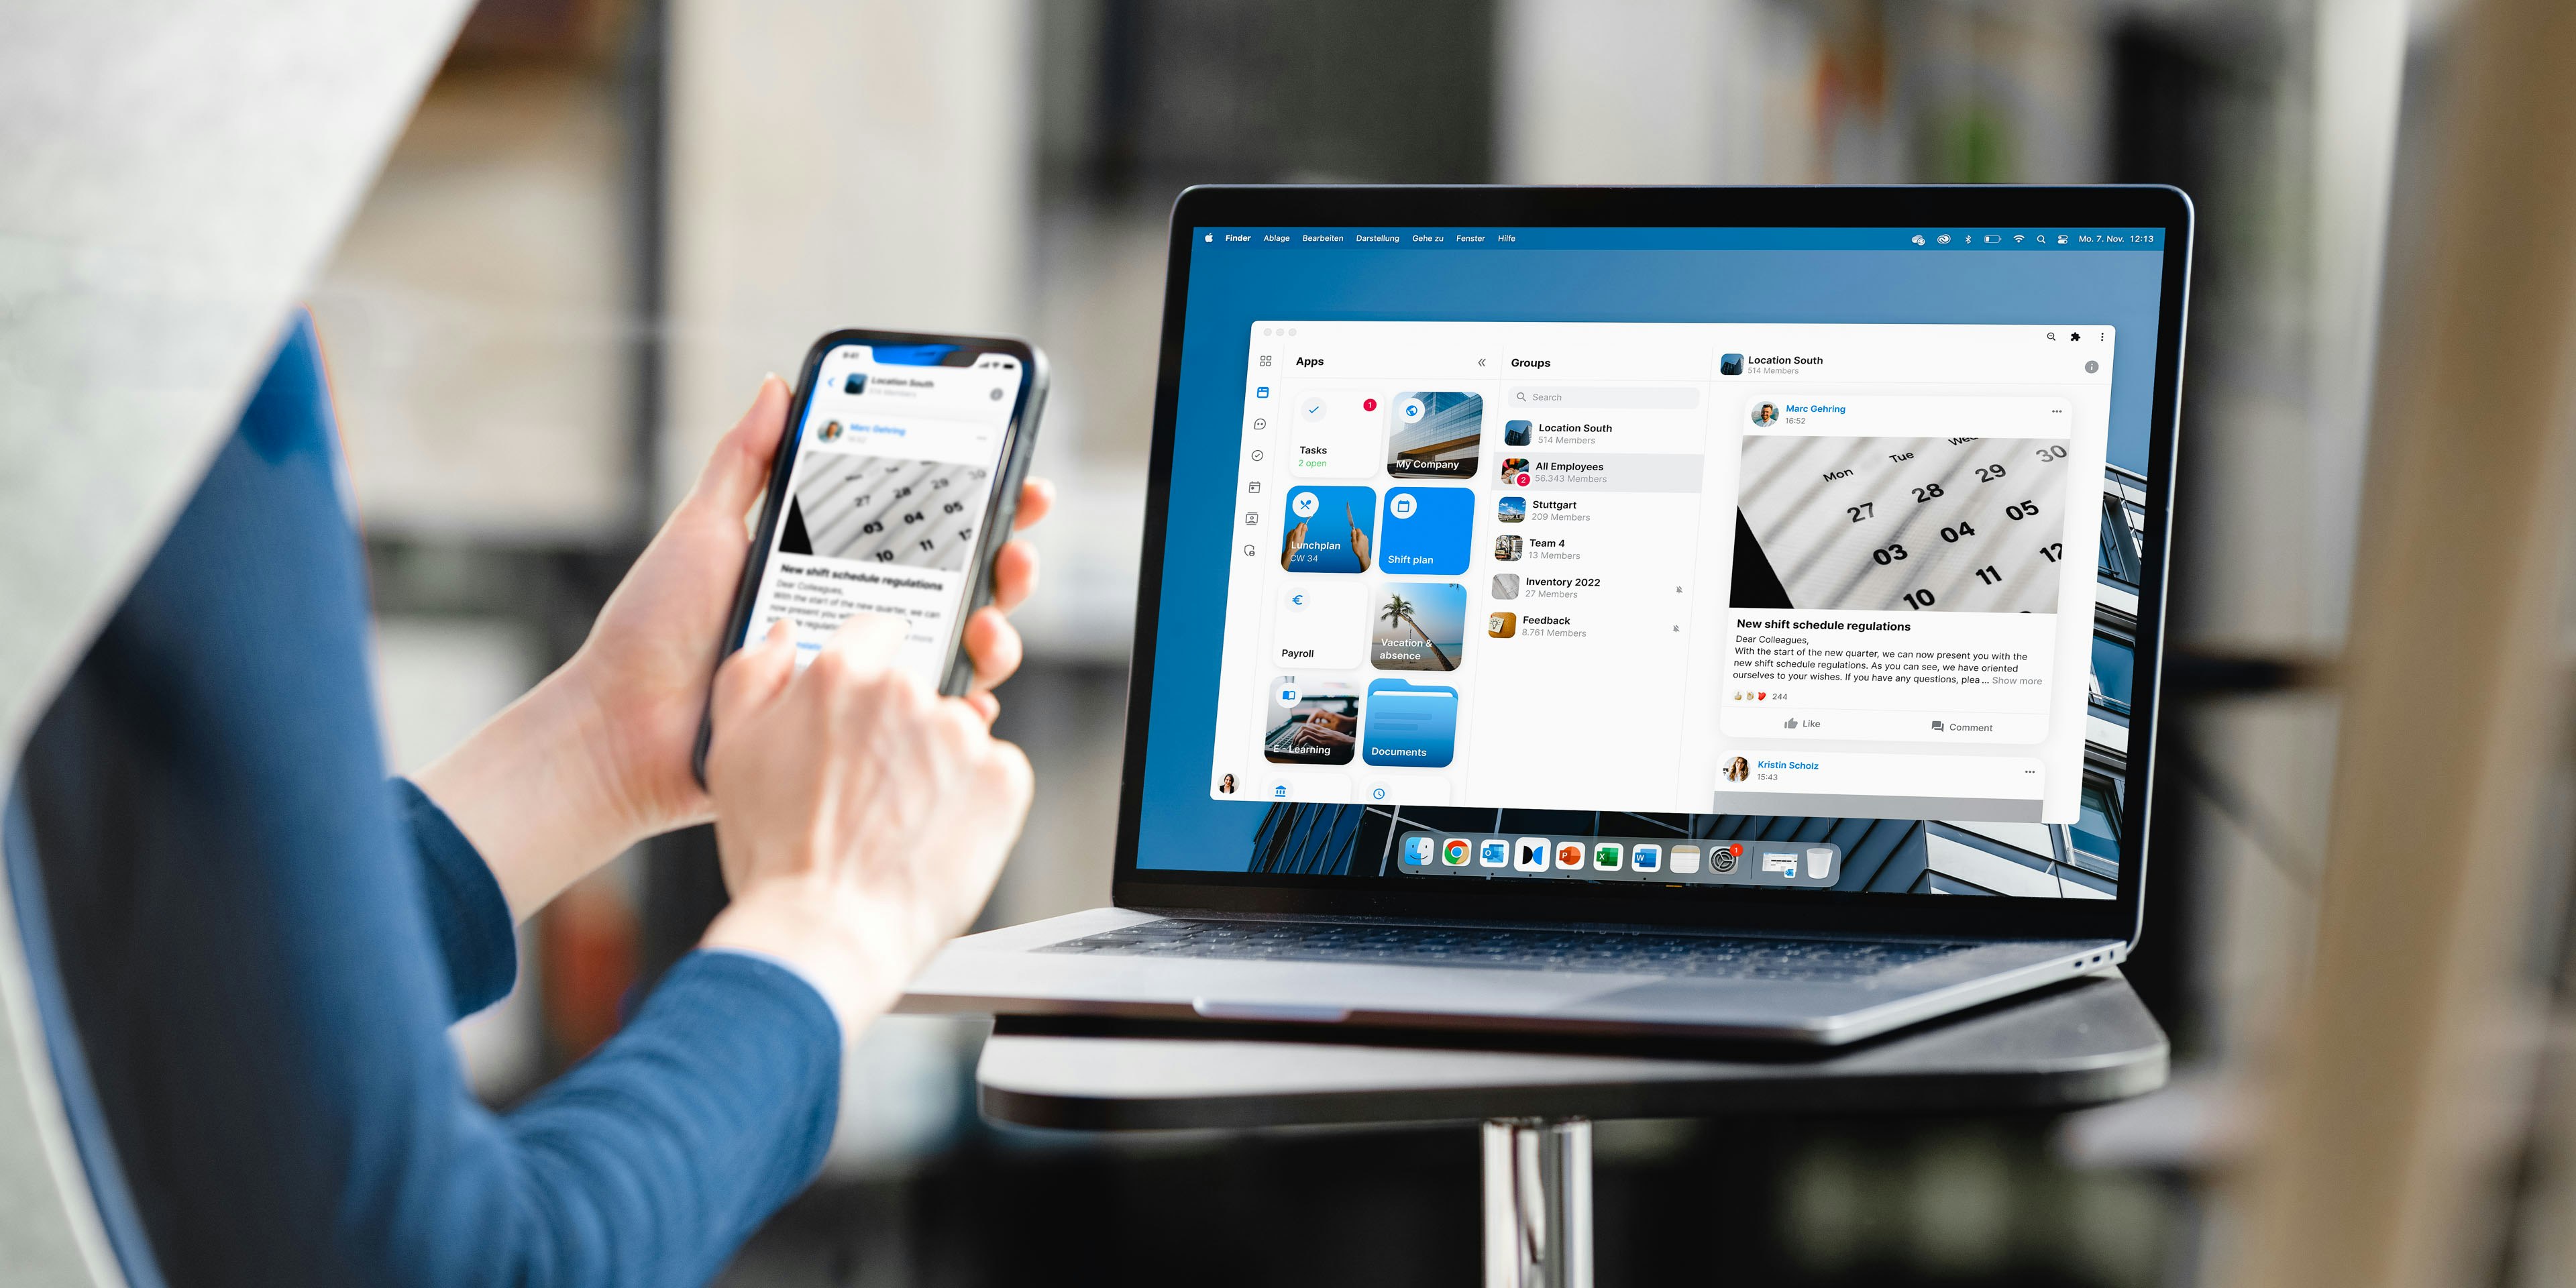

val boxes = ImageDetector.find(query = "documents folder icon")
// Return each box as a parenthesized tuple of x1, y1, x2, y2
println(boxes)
(1361, 678, 1458, 767)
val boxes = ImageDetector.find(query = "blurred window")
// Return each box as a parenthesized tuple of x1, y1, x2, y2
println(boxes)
(2074, 779, 2122, 861)
(2090, 633, 2135, 715)
(2097, 491, 2143, 585)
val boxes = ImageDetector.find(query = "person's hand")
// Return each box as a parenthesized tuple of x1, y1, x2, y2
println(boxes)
(1280, 521, 1307, 570)
(698, 615, 1033, 1027)
(413, 376, 1055, 921)
(574, 376, 1053, 826)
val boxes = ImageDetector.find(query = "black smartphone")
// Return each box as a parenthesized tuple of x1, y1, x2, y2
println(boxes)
(694, 328, 1048, 783)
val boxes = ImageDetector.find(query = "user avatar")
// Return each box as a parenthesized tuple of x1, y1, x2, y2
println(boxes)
(1493, 533, 1523, 561)
(1720, 353, 1744, 376)
(1491, 572, 1521, 600)
(1497, 456, 1532, 488)
(843, 372, 869, 394)
(1218, 773, 1237, 795)
(1496, 496, 1525, 524)
(818, 419, 845, 443)
(1504, 419, 1532, 447)
(1751, 401, 1780, 427)
(1487, 611, 1517, 639)
(1725, 755, 1751, 783)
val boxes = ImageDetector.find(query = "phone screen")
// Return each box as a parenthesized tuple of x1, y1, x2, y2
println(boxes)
(742, 341, 1027, 685)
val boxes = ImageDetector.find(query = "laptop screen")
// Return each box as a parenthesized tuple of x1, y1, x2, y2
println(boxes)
(1134, 219, 2172, 902)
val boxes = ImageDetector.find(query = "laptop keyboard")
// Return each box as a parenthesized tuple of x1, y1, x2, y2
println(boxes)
(1038, 919, 1974, 982)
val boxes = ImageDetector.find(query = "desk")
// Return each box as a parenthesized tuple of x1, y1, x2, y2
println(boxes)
(976, 971, 2165, 1287)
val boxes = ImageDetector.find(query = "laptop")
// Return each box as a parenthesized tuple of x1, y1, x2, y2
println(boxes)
(902, 184, 2191, 1043)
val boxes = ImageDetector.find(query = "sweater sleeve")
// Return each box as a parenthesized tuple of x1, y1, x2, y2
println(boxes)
(390, 777, 519, 1020)
(407, 952, 843, 1287)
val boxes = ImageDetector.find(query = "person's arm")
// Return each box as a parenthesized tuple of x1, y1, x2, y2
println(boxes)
(21, 315, 1032, 1288)
(409, 592, 1032, 1286)
(411, 379, 1053, 923)
(421, 951, 844, 1287)
(343, 622, 1023, 1288)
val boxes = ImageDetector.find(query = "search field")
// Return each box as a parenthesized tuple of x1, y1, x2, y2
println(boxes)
(1508, 385, 1703, 410)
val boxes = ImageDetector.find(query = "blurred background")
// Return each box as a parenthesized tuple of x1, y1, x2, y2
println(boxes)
(319, 0, 2576, 1283)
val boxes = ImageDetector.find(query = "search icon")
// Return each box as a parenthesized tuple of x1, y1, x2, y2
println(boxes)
(1513, 391, 1526, 402)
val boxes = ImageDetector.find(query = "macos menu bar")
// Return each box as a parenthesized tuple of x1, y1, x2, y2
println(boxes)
(1195, 227, 2165, 252)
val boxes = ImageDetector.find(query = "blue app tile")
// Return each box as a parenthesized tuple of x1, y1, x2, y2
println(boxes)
(1362, 678, 1458, 767)
(1281, 485, 1377, 573)
(1377, 486, 1472, 576)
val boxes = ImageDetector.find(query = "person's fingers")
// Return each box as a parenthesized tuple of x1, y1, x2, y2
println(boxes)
(987, 539, 1040, 614)
(808, 612, 908, 681)
(687, 374, 792, 522)
(960, 606, 1024, 692)
(963, 690, 1000, 725)
(712, 620, 798, 728)
(1010, 476, 1056, 531)
(980, 739, 1036, 822)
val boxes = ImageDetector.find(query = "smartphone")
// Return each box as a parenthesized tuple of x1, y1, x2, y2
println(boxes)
(695, 329, 1048, 783)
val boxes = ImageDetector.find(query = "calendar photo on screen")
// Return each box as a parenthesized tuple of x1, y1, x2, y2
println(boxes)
(1731, 435, 2074, 615)
(778, 451, 989, 573)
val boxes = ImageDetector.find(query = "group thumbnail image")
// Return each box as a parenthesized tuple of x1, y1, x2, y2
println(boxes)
(1384, 391, 1483, 480)
(1731, 434, 2074, 614)
(777, 451, 989, 572)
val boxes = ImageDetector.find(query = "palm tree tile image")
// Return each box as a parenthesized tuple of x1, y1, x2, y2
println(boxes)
(1372, 582, 1466, 671)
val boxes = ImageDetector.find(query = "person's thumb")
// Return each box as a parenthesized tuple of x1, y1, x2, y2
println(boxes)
(688, 375, 792, 522)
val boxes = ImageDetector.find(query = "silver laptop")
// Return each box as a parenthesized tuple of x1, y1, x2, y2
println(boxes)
(904, 184, 2192, 1044)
